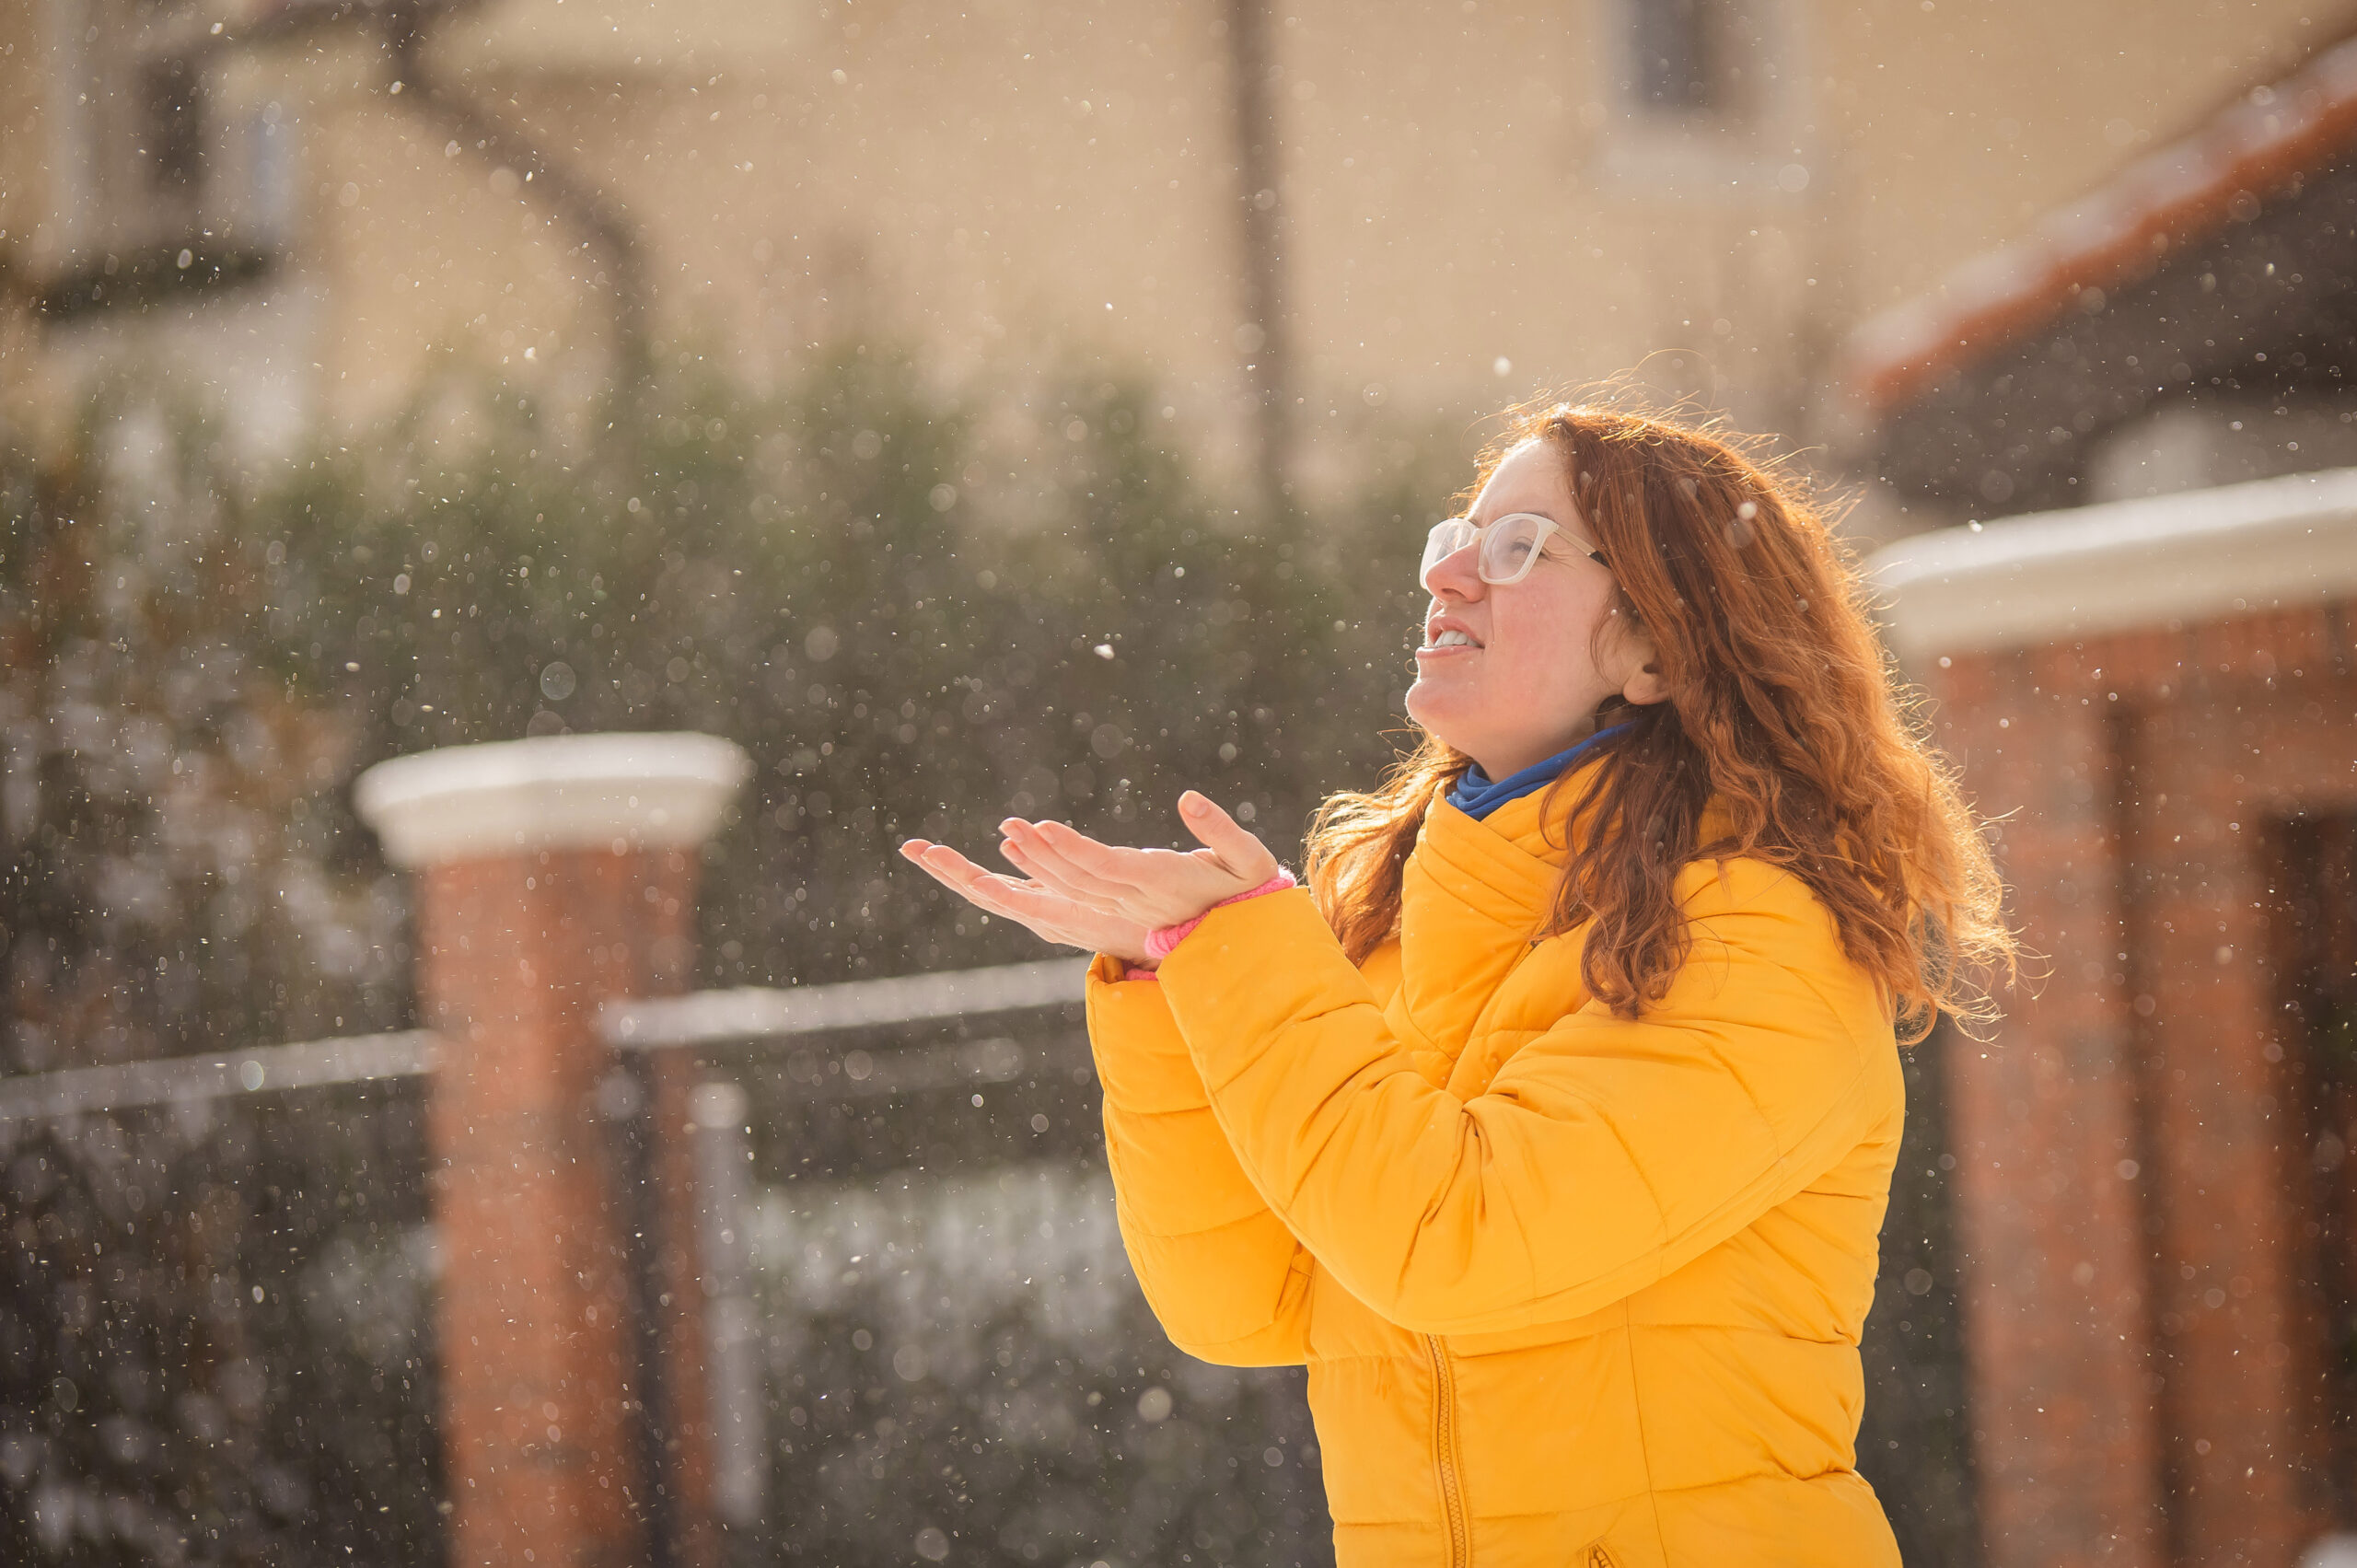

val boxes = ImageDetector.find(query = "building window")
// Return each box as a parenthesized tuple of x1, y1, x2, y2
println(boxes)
(245, 106, 297, 242)
(1593, 0, 1799, 195)
(1610, 0, 1782, 129)
(1630, 0, 1728, 115)
(142, 54, 205, 193)
(33, 17, 277, 321)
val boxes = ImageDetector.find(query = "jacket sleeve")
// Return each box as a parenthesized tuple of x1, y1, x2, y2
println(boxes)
(1084, 952, 1312, 1365)
(1153, 864, 1895, 1337)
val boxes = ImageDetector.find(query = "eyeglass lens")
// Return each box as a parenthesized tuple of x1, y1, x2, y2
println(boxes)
(1421, 516, 1549, 587)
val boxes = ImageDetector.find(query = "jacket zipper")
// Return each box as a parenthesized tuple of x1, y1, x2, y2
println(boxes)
(1425, 1333, 1469, 1568)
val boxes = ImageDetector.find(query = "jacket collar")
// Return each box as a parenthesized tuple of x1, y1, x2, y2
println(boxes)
(1446, 723, 1633, 820)
(1386, 756, 1740, 1081)
(1386, 759, 1606, 1069)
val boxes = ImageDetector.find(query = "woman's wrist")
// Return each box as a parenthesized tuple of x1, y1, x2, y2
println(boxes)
(1143, 868, 1297, 962)
(1097, 948, 1160, 981)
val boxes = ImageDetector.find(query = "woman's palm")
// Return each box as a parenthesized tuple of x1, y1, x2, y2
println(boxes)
(901, 795, 1280, 970)
(897, 839, 1155, 964)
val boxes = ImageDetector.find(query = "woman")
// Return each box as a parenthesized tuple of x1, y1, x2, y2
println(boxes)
(900, 401, 2010, 1566)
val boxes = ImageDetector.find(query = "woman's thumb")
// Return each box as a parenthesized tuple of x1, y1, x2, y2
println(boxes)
(1178, 791, 1274, 873)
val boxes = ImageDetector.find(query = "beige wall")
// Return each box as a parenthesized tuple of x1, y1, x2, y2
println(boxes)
(0, 2, 46, 249)
(4, 0, 2349, 494)
(1817, 1, 2337, 307)
(1, 0, 52, 419)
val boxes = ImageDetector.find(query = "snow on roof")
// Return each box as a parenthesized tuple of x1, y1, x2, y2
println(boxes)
(1843, 33, 2357, 415)
(1865, 465, 2357, 662)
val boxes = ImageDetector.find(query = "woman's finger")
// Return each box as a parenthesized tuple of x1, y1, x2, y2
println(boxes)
(901, 842, 1094, 944)
(1176, 792, 1283, 879)
(901, 843, 1004, 908)
(900, 839, 998, 897)
(1001, 820, 1134, 911)
(998, 821, 1114, 893)
(1028, 819, 1158, 886)
(902, 842, 1045, 916)
(902, 839, 1112, 937)
(1025, 819, 1252, 926)
(1028, 824, 1225, 917)
(999, 841, 1128, 918)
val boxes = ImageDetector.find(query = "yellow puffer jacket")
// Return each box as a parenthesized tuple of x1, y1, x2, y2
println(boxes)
(1084, 768, 1906, 1567)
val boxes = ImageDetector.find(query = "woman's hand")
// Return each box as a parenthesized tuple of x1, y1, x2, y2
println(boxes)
(896, 836, 1156, 965)
(898, 791, 1283, 966)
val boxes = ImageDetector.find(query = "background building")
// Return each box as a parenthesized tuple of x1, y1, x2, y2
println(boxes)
(1, 0, 2344, 507)
(1863, 33, 2357, 1564)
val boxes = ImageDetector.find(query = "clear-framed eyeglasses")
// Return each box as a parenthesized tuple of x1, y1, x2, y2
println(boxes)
(1420, 511, 1610, 593)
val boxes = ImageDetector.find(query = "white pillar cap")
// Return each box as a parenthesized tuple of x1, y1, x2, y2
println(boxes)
(1867, 465, 2357, 663)
(354, 732, 752, 869)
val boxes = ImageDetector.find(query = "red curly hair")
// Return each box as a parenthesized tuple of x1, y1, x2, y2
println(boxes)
(1302, 399, 2013, 1043)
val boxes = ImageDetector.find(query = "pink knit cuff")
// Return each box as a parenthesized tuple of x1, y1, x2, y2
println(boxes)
(1121, 965, 1162, 982)
(1142, 868, 1298, 962)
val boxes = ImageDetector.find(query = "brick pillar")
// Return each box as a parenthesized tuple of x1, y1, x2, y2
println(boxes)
(1934, 648, 2165, 1568)
(357, 733, 749, 1568)
(2119, 659, 2330, 1565)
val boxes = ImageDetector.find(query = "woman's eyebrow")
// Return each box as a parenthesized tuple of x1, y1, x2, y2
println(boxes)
(1498, 505, 1605, 550)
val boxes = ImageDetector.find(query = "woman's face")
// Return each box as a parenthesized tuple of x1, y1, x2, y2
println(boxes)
(1404, 438, 1665, 781)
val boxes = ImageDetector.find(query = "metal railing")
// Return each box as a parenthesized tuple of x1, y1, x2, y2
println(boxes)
(0, 958, 1091, 1120)
(602, 957, 1089, 1048)
(0, 956, 1105, 1562)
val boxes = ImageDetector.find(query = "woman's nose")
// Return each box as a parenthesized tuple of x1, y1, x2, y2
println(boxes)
(1421, 540, 1487, 600)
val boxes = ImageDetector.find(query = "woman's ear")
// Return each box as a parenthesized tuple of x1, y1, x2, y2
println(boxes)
(1620, 626, 1672, 707)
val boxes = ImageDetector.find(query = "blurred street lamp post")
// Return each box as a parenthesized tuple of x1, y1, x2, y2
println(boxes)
(377, 0, 655, 412)
(173, 0, 656, 417)
(1226, 0, 1295, 522)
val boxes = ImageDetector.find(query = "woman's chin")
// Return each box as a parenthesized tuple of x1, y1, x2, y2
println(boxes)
(1403, 681, 1472, 742)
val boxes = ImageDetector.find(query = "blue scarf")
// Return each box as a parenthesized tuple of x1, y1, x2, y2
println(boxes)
(1446, 723, 1632, 821)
